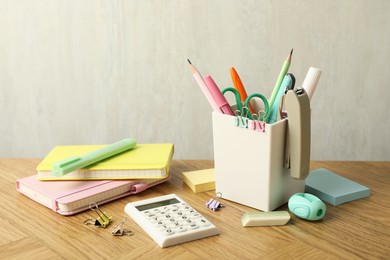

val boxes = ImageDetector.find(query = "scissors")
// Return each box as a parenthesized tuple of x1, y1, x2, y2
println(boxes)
(222, 87, 269, 121)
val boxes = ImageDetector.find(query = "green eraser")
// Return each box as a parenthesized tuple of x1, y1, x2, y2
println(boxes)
(241, 211, 290, 227)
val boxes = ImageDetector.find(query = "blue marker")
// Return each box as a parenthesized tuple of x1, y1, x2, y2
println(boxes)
(267, 73, 295, 124)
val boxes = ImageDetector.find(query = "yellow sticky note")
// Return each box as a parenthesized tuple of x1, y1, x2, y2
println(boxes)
(182, 168, 215, 193)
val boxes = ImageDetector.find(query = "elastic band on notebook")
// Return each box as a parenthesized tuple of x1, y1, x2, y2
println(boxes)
(131, 183, 148, 193)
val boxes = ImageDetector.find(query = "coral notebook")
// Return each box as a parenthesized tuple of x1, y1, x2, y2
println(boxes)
(16, 175, 169, 215)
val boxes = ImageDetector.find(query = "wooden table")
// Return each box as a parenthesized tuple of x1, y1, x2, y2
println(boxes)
(0, 159, 389, 259)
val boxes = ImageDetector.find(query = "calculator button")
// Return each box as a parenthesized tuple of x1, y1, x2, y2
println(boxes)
(184, 219, 193, 224)
(179, 216, 189, 222)
(189, 223, 199, 229)
(172, 221, 181, 227)
(164, 214, 173, 219)
(157, 224, 171, 231)
(149, 217, 160, 223)
(190, 213, 202, 219)
(167, 218, 176, 224)
(174, 226, 187, 233)
(197, 218, 211, 227)
(176, 211, 184, 216)
(161, 229, 175, 236)
(155, 221, 165, 227)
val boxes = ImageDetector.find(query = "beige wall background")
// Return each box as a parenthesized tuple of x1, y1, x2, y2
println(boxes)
(1, 0, 389, 160)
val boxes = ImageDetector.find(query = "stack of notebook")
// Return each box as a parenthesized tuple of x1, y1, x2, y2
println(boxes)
(16, 139, 174, 215)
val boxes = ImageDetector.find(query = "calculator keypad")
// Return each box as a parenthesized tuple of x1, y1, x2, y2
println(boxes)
(142, 203, 210, 236)
(125, 194, 220, 247)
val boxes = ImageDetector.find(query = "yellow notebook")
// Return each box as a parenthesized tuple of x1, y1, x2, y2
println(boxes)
(182, 168, 215, 193)
(37, 143, 174, 180)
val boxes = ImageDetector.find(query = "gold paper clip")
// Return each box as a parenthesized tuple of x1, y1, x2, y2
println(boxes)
(85, 202, 112, 228)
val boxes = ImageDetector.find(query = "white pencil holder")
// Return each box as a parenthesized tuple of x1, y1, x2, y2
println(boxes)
(212, 112, 305, 211)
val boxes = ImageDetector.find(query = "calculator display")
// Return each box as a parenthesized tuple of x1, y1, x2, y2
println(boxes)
(135, 198, 180, 211)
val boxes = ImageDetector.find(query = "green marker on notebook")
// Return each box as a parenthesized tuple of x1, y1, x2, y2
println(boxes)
(51, 138, 137, 176)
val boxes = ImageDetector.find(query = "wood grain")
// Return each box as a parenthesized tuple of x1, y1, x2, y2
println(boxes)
(0, 159, 389, 259)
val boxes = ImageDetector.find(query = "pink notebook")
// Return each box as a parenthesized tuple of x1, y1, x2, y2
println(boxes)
(16, 175, 169, 215)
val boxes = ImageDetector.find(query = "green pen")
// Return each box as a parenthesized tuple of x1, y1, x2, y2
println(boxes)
(51, 138, 137, 177)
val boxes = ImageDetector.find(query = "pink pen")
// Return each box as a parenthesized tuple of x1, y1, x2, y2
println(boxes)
(204, 75, 235, 116)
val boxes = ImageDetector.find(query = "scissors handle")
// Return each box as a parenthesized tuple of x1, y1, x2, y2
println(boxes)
(244, 93, 269, 121)
(222, 87, 243, 113)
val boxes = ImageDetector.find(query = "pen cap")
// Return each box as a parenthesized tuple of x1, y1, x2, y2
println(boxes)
(301, 67, 322, 101)
(204, 76, 227, 106)
(204, 75, 235, 116)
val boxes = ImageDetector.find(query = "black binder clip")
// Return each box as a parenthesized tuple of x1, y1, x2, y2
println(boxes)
(84, 202, 112, 228)
(206, 192, 225, 211)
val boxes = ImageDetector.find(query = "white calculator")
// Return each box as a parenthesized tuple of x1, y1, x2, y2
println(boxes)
(124, 194, 220, 248)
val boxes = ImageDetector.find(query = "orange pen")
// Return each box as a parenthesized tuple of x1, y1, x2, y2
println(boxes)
(230, 67, 255, 114)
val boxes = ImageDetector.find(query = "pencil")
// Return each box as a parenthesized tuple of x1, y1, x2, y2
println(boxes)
(265, 49, 293, 122)
(187, 59, 221, 112)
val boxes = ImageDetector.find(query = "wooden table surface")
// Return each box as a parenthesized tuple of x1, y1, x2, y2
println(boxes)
(0, 159, 389, 259)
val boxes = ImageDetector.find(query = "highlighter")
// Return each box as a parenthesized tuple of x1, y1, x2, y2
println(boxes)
(204, 75, 235, 116)
(51, 138, 137, 176)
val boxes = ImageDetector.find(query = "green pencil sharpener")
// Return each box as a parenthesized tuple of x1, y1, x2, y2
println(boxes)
(288, 193, 326, 221)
